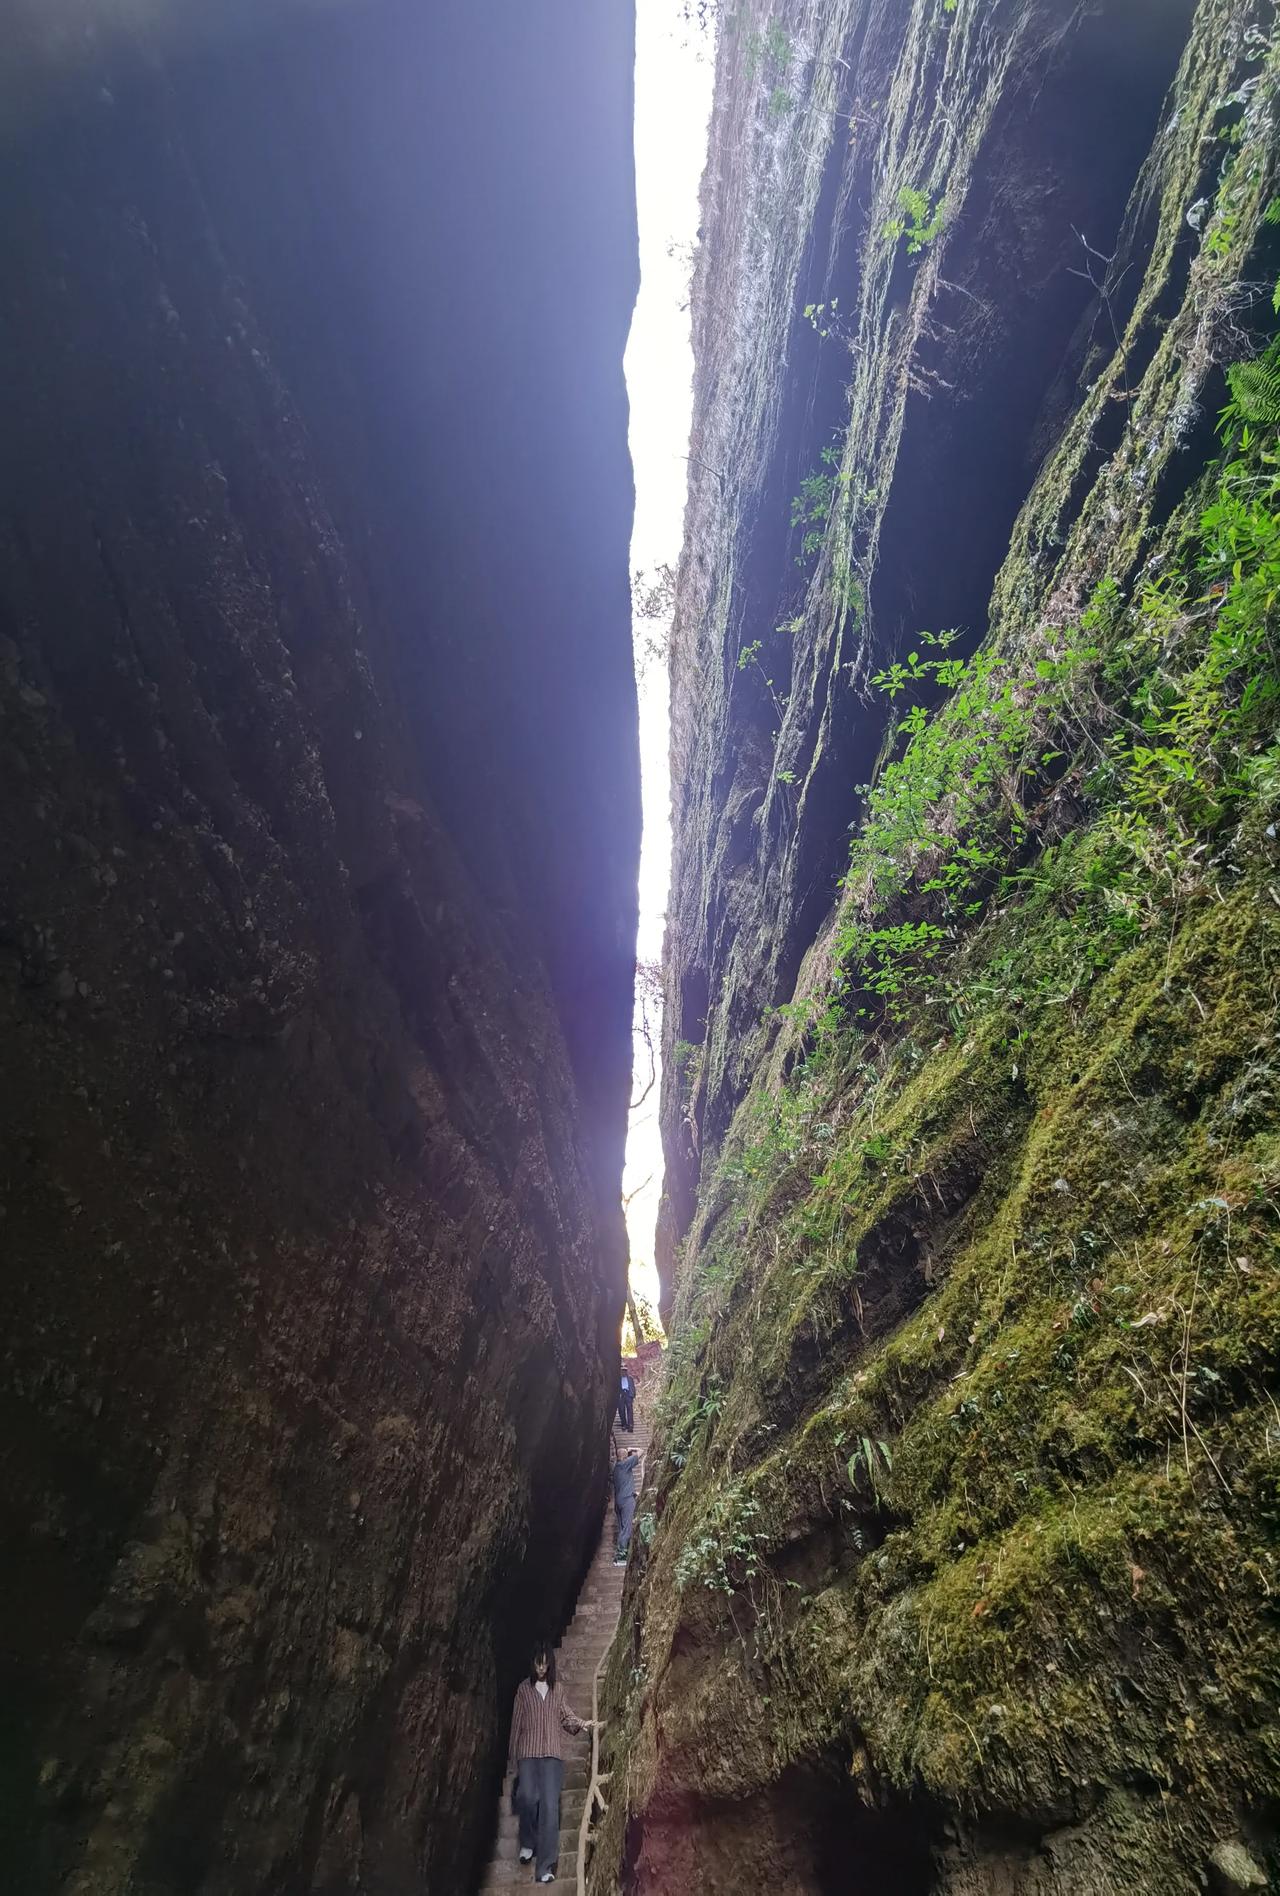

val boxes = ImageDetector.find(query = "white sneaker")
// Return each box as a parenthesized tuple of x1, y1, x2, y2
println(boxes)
(539, 1875, 555, 1884)
(518, 1847, 534, 1863)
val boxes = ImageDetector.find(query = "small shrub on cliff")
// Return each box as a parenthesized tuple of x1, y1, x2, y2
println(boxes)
(831, 384, 1280, 1026)
(831, 556, 865, 622)
(790, 441, 854, 566)
(882, 184, 946, 254)
(742, 17, 792, 80)
(803, 296, 841, 338)
(675, 1487, 765, 1594)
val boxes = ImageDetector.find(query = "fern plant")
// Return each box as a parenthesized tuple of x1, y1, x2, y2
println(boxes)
(847, 1434, 894, 1499)
(1223, 338, 1280, 433)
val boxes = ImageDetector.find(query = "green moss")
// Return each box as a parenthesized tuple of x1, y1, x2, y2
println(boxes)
(603, 3, 1280, 1888)
(623, 860, 1280, 1876)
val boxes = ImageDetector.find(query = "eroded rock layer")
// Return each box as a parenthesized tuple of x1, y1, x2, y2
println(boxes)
(0, 4, 638, 1892)
(601, 0, 1280, 1891)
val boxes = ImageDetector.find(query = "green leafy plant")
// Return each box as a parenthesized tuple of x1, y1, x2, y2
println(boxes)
(743, 17, 792, 79)
(1222, 336, 1280, 433)
(738, 638, 786, 719)
(828, 362, 1280, 1032)
(671, 1037, 705, 1100)
(1264, 197, 1280, 313)
(802, 296, 843, 340)
(790, 441, 853, 565)
(883, 184, 946, 254)
(764, 19, 792, 67)
(831, 557, 865, 621)
(847, 1434, 894, 1498)
(675, 1488, 765, 1593)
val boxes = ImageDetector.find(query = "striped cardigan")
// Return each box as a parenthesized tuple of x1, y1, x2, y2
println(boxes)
(507, 1679, 586, 1765)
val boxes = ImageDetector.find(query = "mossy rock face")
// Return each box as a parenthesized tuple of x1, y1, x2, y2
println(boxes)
(615, 0, 1280, 1888)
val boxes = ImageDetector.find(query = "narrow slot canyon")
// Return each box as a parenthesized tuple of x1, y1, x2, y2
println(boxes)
(2, 2, 1279, 1895)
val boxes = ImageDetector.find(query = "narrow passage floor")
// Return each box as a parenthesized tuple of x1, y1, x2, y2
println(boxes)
(480, 1414, 651, 1892)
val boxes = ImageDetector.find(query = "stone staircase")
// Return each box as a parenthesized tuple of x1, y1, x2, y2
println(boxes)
(478, 1414, 650, 1893)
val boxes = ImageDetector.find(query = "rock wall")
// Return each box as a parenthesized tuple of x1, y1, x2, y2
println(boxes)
(0, 4, 638, 1892)
(601, 0, 1280, 1891)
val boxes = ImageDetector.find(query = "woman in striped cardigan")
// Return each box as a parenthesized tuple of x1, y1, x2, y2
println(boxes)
(507, 1644, 596, 1883)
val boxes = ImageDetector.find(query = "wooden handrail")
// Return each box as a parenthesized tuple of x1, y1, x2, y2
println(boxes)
(576, 1634, 610, 1894)
(578, 1400, 657, 1892)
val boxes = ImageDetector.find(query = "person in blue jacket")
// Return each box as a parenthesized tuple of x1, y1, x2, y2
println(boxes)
(617, 1369, 635, 1432)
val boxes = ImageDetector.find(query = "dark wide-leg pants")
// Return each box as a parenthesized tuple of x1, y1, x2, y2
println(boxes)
(514, 1756, 564, 1880)
(617, 1391, 634, 1430)
(615, 1490, 635, 1558)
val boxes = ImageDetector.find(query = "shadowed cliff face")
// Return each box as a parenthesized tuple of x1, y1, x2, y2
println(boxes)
(655, 0, 1200, 1304)
(597, 0, 1280, 1892)
(0, 3, 638, 1892)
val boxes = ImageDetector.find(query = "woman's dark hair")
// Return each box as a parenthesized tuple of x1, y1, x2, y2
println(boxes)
(528, 1645, 557, 1688)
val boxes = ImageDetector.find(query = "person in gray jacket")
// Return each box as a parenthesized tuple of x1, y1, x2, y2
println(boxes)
(611, 1436, 641, 1566)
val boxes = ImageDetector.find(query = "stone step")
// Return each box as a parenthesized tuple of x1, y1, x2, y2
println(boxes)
(491, 1820, 586, 1862)
(491, 1841, 581, 1867)
(482, 1851, 582, 1886)
(481, 1871, 576, 1891)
